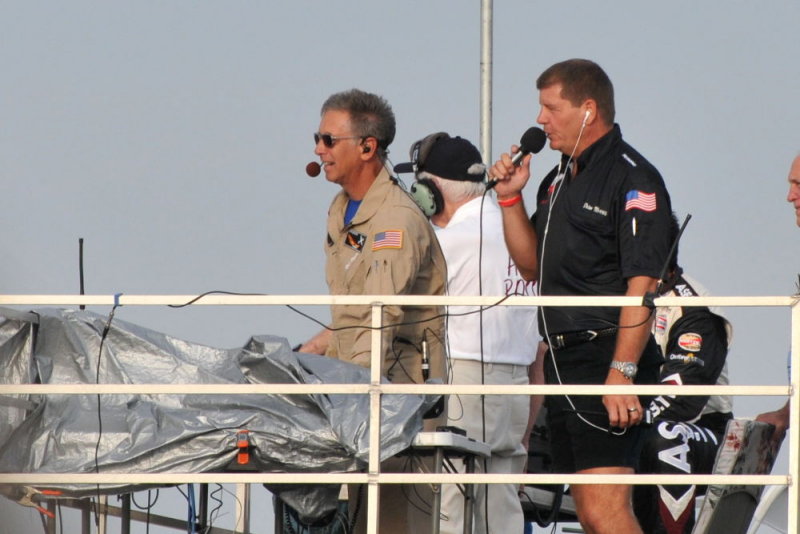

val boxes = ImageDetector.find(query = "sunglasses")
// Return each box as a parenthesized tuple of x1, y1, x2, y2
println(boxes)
(314, 132, 364, 148)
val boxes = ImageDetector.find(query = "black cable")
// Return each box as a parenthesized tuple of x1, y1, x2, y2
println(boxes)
(175, 485, 189, 501)
(348, 484, 364, 534)
(38, 509, 47, 534)
(385, 327, 446, 384)
(204, 484, 224, 534)
(130, 488, 160, 509)
(131, 489, 159, 534)
(386, 336, 417, 383)
(92, 302, 121, 527)
(167, 290, 267, 308)
(478, 188, 490, 534)
(57, 500, 64, 534)
(168, 289, 513, 335)
(519, 484, 564, 527)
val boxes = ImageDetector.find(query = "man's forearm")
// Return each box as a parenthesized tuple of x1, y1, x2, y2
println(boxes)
(611, 276, 658, 365)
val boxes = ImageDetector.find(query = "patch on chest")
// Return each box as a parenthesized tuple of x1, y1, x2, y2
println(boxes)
(345, 230, 366, 252)
(372, 230, 403, 251)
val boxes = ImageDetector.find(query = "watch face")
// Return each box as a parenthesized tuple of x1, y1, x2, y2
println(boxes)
(611, 361, 637, 378)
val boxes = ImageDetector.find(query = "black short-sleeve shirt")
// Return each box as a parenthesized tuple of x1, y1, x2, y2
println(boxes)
(533, 124, 673, 334)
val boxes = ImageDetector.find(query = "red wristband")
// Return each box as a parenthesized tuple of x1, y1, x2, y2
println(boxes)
(497, 194, 523, 208)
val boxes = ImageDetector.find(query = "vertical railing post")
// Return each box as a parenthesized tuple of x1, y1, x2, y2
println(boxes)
(789, 299, 799, 533)
(366, 303, 384, 534)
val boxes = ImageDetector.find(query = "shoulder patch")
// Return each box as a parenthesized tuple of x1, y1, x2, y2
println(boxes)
(677, 332, 703, 352)
(372, 230, 403, 250)
(624, 190, 657, 212)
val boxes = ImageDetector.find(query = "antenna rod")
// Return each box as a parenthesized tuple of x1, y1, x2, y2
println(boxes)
(79, 238, 85, 310)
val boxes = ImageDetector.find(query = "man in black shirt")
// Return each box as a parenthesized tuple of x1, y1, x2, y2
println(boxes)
(490, 58, 673, 534)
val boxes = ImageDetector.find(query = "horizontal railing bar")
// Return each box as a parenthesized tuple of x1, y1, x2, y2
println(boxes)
(0, 384, 789, 396)
(379, 473, 789, 485)
(0, 294, 796, 307)
(0, 473, 787, 486)
(0, 384, 372, 395)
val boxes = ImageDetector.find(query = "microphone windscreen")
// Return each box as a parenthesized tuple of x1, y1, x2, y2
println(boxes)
(519, 127, 547, 155)
(306, 161, 321, 177)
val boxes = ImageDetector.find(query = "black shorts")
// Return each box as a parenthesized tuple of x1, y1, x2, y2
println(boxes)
(543, 335, 661, 472)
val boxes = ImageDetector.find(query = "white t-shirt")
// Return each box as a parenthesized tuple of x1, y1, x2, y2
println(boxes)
(434, 196, 539, 366)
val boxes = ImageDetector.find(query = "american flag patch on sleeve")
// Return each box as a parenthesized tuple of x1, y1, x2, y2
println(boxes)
(372, 230, 403, 250)
(624, 190, 657, 212)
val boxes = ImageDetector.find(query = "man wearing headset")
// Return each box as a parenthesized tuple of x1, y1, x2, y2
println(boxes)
(395, 134, 542, 534)
(299, 88, 447, 534)
(490, 59, 673, 534)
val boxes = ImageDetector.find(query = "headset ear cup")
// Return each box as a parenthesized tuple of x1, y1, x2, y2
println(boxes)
(410, 178, 444, 217)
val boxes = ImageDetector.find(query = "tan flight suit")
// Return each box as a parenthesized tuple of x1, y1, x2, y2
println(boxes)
(324, 167, 447, 384)
(324, 167, 447, 534)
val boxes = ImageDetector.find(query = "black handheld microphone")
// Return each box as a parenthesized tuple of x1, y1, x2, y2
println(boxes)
(487, 127, 547, 190)
(510, 126, 547, 166)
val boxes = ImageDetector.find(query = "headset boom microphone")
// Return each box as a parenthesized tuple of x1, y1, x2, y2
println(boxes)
(306, 161, 321, 177)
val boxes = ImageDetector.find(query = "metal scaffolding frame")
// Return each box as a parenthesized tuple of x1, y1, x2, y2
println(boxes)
(0, 292, 797, 533)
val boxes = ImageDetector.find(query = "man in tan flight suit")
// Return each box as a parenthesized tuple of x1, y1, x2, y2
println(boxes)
(300, 88, 447, 534)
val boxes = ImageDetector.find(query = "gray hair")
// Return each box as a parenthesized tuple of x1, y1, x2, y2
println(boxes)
(420, 172, 486, 204)
(321, 89, 396, 160)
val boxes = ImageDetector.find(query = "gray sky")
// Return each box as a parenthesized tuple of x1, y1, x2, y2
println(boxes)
(1, 1, 798, 532)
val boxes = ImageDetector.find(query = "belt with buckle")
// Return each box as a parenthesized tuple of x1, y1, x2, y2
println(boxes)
(547, 327, 618, 351)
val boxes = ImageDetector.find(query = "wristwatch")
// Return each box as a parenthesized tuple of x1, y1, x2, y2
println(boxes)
(609, 360, 638, 380)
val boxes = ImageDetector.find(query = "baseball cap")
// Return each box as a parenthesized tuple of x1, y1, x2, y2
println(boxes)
(394, 133, 486, 182)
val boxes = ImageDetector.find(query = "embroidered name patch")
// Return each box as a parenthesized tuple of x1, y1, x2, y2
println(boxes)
(372, 230, 403, 250)
(624, 190, 657, 212)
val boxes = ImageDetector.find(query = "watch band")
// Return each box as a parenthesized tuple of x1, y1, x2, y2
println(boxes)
(609, 360, 637, 380)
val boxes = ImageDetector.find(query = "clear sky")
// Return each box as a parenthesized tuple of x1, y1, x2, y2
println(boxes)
(1, 1, 798, 533)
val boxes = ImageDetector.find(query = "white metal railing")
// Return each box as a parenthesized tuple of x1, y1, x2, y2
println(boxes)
(0, 293, 797, 534)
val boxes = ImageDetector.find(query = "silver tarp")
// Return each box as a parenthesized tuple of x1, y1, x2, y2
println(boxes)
(0, 307, 438, 522)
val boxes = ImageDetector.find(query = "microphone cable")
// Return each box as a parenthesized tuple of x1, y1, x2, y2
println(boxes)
(92, 300, 122, 526)
(537, 121, 630, 435)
